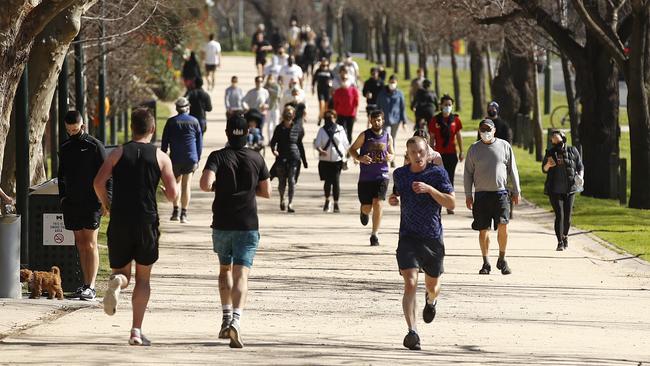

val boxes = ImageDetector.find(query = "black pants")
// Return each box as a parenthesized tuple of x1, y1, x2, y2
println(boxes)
(441, 153, 458, 186)
(319, 161, 342, 201)
(549, 193, 575, 243)
(337, 116, 355, 144)
(277, 162, 299, 204)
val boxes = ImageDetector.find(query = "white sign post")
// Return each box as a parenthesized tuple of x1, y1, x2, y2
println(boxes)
(42, 213, 75, 246)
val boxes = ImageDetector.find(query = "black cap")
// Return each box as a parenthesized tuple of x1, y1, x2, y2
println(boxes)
(226, 115, 248, 148)
(479, 119, 495, 129)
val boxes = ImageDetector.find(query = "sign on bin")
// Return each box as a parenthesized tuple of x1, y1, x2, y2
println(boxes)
(42, 213, 74, 246)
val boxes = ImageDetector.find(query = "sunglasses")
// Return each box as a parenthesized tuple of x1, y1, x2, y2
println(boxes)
(479, 125, 493, 132)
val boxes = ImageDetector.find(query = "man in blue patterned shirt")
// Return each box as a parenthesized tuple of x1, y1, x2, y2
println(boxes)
(389, 136, 456, 351)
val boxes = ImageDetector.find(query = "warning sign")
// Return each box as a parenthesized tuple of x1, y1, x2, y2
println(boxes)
(43, 213, 75, 246)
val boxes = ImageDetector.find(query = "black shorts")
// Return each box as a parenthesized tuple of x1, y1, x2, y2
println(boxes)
(107, 219, 160, 268)
(255, 57, 267, 66)
(172, 163, 198, 177)
(205, 64, 217, 72)
(317, 89, 331, 102)
(62, 202, 101, 231)
(471, 191, 511, 231)
(358, 179, 389, 205)
(396, 235, 445, 278)
(318, 160, 343, 181)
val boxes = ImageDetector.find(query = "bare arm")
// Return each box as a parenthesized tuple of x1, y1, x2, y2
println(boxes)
(200, 169, 215, 192)
(386, 134, 395, 162)
(348, 132, 369, 163)
(412, 182, 456, 210)
(157, 149, 178, 202)
(456, 130, 464, 161)
(256, 178, 271, 198)
(93, 146, 122, 215)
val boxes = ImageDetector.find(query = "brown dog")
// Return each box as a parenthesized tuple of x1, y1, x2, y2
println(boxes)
(20, 269, 33, 284)
(29, 266, 64, 300)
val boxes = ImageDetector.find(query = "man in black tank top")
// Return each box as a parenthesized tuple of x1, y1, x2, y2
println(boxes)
(200, 115, 271, 348)
(94, 108, 177, 346)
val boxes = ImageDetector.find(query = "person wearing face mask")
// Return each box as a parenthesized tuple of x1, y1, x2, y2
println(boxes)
(312, 58, 334, 125)
(243, 76, 270, 139)
(58, 110, 112, 301)
(389, 136, 455, 351)
(412, 79, 438, 130)
(428, 94, 464, 214)
(348, 110, 394, 246)
(281, 78, 306, 108)
(376, 75, 407, 167)
(476, 101, 512, 143)
(543, 130, 583, 251)
(270, 105, 308, 213)
(279, 55, 304, 90)
(315, 110, 350, 212)
(264, 75, 282, 139)
(362, 67, 385, 115)
(464, 119, 521, 276)
(333, 69, 360, 143)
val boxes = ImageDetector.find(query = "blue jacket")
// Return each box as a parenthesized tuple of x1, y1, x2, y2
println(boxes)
(376, 87, 406, 126)
(161, 113, 203, 165)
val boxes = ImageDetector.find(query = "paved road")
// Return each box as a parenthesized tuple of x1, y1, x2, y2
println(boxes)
(1, 56, 648, 365)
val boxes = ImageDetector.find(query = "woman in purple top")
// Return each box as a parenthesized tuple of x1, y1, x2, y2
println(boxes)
(348, 110, 394, 246)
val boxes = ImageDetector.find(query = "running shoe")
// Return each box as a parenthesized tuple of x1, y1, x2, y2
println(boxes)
(79, 287, 96, 301)
(403, 330, 421, 350)
(423, 292, 436, 323)
(563, 237, 569, 249)
(170, 209, 179, 221)
(69, 285, 85, 299)
(229, 321, 244, 348)
(446, 209, 455, 215)
(496, 258, 512, 275)
(129, 328, 151, 346)
(556, 242, 564, 251)
(479, 263, 491, 275)
(218, 319, 231, 339)
(333, 203, 340, 213)
(360, 211, 369, 226)
(323, 200, 330, 212)
(287, 204, 295, 213)
(370, 234, 379, 246)
(103, 274, 125, 316)
(280, 200, 286, 211)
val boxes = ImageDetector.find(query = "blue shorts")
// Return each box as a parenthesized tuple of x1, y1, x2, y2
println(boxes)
(212, 230, 260, 268)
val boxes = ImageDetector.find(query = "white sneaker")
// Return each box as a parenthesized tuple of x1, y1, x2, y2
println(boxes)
(218, 319, 231, 339)
(129, 328, 151, 346)
(103, 274, 126, 316)
(229, 321, 244, 348)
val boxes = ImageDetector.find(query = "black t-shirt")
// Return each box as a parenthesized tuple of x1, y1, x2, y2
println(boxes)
(204, 147, 270, 230)
(551, 149, 569, 194)
(253, 40, 270, 61)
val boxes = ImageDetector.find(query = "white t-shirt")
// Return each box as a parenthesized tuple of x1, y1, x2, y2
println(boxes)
(204, 40, 222, 65)
(279, 64, 303, 88)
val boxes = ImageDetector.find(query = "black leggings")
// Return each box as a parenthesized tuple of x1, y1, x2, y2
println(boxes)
(337, 116, 355, 144)
(441, 153, 459, 186)
(320, 161, 342, 201)
(278, 163, 299, 204)
(549, 193, 575, 242)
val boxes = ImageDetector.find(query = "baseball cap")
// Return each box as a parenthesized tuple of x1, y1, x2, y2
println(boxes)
(226, 114, 248, 148)
(479, 119, 495, 129)
(488, 101, 500, 110)
(175, 97, 189, 109)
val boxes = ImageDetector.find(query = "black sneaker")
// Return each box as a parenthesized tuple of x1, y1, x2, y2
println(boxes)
(79, 287, 96, 301)
(360, 211, 369, 226)
(280, 200, 286, 211)
(70, 285, 85, 298)
(170, 209, 179, 221)
(180, 212, 189, 224)
(369, 234, 379, 246)
(333, 203, 340, 213)
(403, 330, 421, 350)
(479, 263, 491, 275)
(287, 204, 295, 213)
(423, 292, 436, 323)
(323, 200, 330, 212)
(496, 258, 512, 275)
(563, 237, 568, 249)
(556, 242, 564, 251)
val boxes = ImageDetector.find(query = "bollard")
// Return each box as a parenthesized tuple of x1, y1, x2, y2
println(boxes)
(0, 213, 22, 298)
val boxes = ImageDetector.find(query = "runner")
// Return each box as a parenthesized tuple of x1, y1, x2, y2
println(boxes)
(203, 33, 221, 91)
(199, 114, 271, 348)
(251, 32, 272, 76)
(186, 78, 212, 134)
(58, 110, 111, 300)
(389, 135, 455, 350)
(161, 97, 203, 224)
(428, 94, 464, 214)
(314, 110, 349, 213)
(94, 107, 177, 345)
(348, 110, 394, 246)
(312, 59, 334, 125)
(464, 119, 521, 275)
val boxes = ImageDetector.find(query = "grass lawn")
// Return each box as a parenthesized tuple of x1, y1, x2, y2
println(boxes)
(96, 103, 172, 291)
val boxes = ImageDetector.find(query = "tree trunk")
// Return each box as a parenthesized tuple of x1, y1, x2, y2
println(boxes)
(433, 46, 440, 98)
(375, 17, 383, 64)
(393, 27, 400, 74)
(532, 49, 544, 161)
(382, 15, 391, 68)
(227, 16, 237, 51)
(485, 43, 494, 85)
(402, 28, 411, 80)
(491, 40, 522, 135)
(335, 5, 344, 58)
(450, 41, 461, 111)
(367, 18, 375, 63)
(561, 56, 581, 150)
(469, 40, 486, 120)
(417, 37, 428, 78)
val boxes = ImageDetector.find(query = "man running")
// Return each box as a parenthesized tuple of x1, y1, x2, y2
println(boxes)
(203, 33, 221, 91)
(348, 110, 394, 246)
(464, 119, 521, 275)
(94, 108, 177, 346)
(389, 136, 455, 350)
(58, 110, 111, 300)
(200, 115, 271, 348)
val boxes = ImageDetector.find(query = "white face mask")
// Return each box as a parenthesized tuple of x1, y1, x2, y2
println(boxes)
(388, 82, 397, 90)
(442, 106, 452, 114)
(480, 131, 494, 143)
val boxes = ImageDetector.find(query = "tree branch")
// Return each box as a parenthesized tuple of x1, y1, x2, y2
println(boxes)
(571, 0, 627, 66)
(475, 9, 523, 25)
(19, 0, 80, 45)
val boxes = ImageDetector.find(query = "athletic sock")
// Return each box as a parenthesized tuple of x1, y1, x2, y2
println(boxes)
(371, 231, 378, 236)
(409, 324, 418, 333)
(427, 292, 437, 305)
(482, 256, 490, 265)
(181, 208, 187, 214)
(232, 308, 242, 325)
(222, 304, 233, 321)
(498, 251, 505, 261)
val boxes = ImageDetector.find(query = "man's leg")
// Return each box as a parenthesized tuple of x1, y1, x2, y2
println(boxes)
(219, 264, 234, 337)
(424, 274, 441, 304)
(496, 224, 512, 274)
(371, 198, 382, 237)
(104, 262, 131, 316)
(131, 263, 152, 330)
(74, 228, 99, 289)
(479, 229, 491, 274)
(180, 172, 193, 223)
(228, 264, 250, 348)
(401, 268, 419, 331)
(172, 174, 182, 220)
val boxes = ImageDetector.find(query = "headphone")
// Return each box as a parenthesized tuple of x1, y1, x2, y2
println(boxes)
(551, 129, 567, 143)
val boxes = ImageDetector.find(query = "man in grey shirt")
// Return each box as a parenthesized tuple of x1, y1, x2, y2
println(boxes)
(464, 119, 521, 275)
(224, 76, 244, 119)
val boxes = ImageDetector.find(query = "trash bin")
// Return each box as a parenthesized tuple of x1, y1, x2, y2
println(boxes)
(0, 212, 21, 298)
(28, 179, 82, 292)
